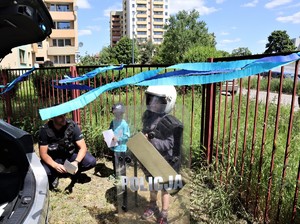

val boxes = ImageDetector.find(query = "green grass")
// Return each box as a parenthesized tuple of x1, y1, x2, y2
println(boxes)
(5, 71, 300, 222)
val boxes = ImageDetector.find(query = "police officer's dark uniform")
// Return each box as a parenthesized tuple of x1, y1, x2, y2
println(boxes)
(39, 118, 96, 189)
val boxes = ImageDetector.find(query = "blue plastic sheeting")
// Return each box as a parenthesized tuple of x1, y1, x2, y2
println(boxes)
(39, 53, 300, 120)
(137, 53, 300, 86)
(52, 84, 93, 90)
(58, 64, 124, 84)
(0, 67, 35, 94)
(39, 69, 161, 120)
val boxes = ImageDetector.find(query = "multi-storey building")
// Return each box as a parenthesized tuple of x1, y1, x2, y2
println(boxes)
(1, 0, 78, 68)
(113, 0, 169, 46)
(292, 37, 300, 50)
(110, 11, 123, 47)
(40, 0, 78, 66)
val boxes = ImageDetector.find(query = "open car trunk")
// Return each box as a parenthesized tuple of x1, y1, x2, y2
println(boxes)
(0, 120, 48, 224)
(0, 0, 53, 59)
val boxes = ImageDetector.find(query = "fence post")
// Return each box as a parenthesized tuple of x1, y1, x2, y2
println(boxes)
(70, 66, 81, 127)
(202, 83, 216, 164)
(201, 58, 216, 164)
(1, 70, 12, 123)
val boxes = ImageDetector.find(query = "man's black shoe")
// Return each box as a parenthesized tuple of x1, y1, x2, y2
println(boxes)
(51, 177, 59, 189)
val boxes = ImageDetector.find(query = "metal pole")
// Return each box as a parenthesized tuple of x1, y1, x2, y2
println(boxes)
(132, 11, 135, 64)
(132, 36, 134, 64)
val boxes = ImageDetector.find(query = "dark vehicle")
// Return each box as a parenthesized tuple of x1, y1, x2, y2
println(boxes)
(0, 0, 53, 223)
(0, 0, 53, 59)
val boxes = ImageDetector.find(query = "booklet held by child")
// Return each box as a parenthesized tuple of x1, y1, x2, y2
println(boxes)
(102, 129, 118, 148)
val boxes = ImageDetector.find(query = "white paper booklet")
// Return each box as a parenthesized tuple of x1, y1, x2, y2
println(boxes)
(64, 160, 78, 175)
(102, 129, 118, 148)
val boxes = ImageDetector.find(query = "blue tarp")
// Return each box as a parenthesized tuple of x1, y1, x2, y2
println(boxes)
(39, 53, 300, 120)
(0, 67, 35, 95)
(58, 64, 125, 84)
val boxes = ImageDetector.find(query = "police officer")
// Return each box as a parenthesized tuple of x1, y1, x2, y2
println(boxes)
(38, 113, 96, 192)
(141, 85, 183, 224)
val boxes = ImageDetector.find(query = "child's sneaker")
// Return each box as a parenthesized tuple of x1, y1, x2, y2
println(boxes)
(157, 216, 168, 224)
(157, 210, 168, 224)
(141, 205, 159, 220)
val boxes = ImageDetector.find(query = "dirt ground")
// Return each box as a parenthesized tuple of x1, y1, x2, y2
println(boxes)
(48, 158, 191, 224)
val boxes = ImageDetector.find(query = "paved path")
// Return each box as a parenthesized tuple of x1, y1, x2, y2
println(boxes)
(241, 89, 299, 111)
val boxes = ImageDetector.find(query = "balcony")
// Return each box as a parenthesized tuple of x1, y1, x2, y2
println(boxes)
(51, 11, 75, 21)
(51, 29, 76, 38)
(48, 46, 77, 56)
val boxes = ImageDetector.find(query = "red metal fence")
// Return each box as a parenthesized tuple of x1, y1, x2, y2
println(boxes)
(1, 56, 300, 223)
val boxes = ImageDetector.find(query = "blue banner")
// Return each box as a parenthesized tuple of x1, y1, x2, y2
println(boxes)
(58, 64, 124, 84)
(39, 53, 300, 120)
(0, 67, 35, 94)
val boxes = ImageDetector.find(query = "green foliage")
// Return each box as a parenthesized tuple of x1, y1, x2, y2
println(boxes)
(158, 9, 216, 64)
(191, 165, 251, 223)
(214, 85, 300, 223)
(112, 36, 138, 64)
(78, 46, 119, 66)
(78, 53, 102, 66)
(183, 45, 224, 62)
(264, 30, 296, 54)
(231, 47, 252, 57)
(242, 76, 300, 95)
(11, 116, 43, 142)
(217, 50, 231, 58)
(138, 40, 155, 64)
(0, 70, 20, 98)
(81, 124, 107, 158)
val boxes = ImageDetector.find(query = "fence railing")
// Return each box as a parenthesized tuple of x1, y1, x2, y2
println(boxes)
(1, 56, 300, 223)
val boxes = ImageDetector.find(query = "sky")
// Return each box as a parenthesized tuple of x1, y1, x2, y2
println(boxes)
(76, 0, 300, 56)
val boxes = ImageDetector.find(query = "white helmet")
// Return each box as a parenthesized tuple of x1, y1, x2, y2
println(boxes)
(145, 85, 177, 114)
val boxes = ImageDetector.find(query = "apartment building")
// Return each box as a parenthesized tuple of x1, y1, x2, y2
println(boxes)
(1, 0, 78, 68)
(40, 0, 78, 66)
(292, 37, 300, 50)
(111, 0, 169, 46)
(110, 11, 123, 47)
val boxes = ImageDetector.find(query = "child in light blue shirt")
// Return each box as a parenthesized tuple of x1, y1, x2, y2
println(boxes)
(109, 102, 130, 177)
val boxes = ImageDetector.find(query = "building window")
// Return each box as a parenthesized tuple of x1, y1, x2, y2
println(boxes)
(52, 39, 72, 47)
(54, 55, 71, 64)
(137, 10, 146, 14)
(154, 11, 163, 15)
(19, 49, 25, 64)
(137, 4, 147, 7)
(154, 38, 163, 43)
(49, 4, 70, 12)
(37, 42, 43, 48)
(154, 18, 163, 22)
(36, 57, 44, 62)
(137, 31, 147, 35)
(154, 31, 163, 35)
(137, 24, 147, 28)
(54, 21, 71, 29)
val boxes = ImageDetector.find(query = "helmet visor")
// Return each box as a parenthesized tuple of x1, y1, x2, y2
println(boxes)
(146, 94, 167, 113)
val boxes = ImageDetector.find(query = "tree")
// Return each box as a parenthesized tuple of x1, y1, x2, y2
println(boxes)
(112, 36, 138, 64)
(264, 30, 296, 54)
(99, 46, 118, 65)
(158, 9, 216, 64)
(139, 40, 155, 64)
(183, 45, 225, 62)
(231, 47, 252, 56)
(78, 53, 102, 66)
